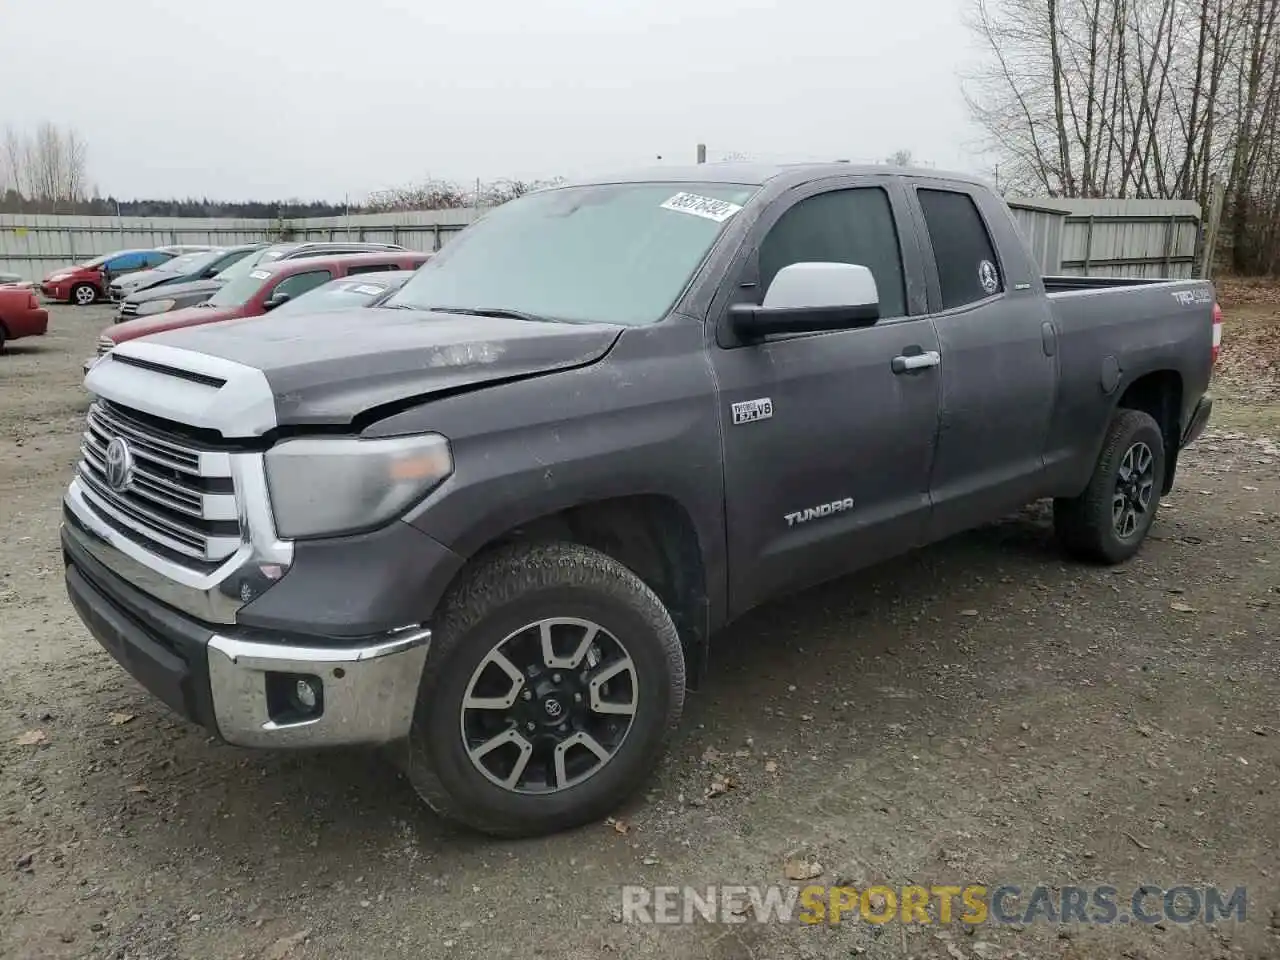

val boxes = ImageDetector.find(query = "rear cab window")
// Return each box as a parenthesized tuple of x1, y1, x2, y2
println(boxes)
(917, 188, 1004, 310)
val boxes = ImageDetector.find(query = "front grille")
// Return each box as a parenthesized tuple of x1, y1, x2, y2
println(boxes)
(119, 302, 139, 318)
(96, 335, 114, 357)
(77, 401, 242, 567)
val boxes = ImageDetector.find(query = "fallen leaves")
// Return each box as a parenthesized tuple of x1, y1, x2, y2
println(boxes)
(1170, 601, 1197, 613)
(706, 775, 737, 800)
(263, 929, 310, 960)
(15, 730, 48, 746)
(605, 817, 630, 835)
(109, 713, 136, 726)
(764, 760, 779, 774)
(783, 858, 823, 881)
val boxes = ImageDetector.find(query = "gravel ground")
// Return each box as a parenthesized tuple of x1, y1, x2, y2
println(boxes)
(1, 298, 1277, 960)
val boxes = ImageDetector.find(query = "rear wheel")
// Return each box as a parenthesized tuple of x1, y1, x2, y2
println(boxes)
(71, 283, 97, 306)
(0, 323, 7, 353)
(404, 542, 685, 837)
(1055, 409, 1166, 564)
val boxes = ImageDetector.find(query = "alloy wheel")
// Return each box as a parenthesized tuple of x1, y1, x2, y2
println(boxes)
(459, 617, 639, 794)
(1112, 440, 1155, 539)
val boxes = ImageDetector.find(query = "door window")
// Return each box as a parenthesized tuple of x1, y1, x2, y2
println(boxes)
(917, 189, 1004, 309)
(758, 187, 906, 319)
(270, 270, 333, 301)
(105, 252, 145, 271)
(346, 262, 398, 275)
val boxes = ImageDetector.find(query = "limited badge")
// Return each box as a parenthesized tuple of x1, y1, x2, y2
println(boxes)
(978, 260, 1000, 295)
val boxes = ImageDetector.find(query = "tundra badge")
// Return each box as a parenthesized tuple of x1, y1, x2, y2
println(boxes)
(732, 398, 773, 425)
(785, 498, 855, 527)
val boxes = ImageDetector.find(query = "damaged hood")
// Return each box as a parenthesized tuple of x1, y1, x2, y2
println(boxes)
(123, 277, 222, 304)
(127, 307, 623, 428)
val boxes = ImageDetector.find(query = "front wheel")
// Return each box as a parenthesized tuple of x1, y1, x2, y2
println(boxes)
(71, 283, 98, 305)
(404, 542, 685, 837)
(1055, 409, 1166, 564)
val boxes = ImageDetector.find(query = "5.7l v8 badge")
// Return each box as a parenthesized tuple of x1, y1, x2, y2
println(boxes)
(731, 398, 773, 425)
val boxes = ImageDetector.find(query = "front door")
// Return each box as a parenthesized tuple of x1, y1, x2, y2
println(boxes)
(711, 180, 943, 615)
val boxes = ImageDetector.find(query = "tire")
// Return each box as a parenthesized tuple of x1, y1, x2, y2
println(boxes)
(0, 324, 7, 353)
(1054, 409, 1166, 564)
(71, 283, 97, 306)
(404, 541, 685, 837)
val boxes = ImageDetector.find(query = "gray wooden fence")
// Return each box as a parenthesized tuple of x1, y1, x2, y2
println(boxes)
(0, 209, 481, 280)
(2, 198, 1202, 282)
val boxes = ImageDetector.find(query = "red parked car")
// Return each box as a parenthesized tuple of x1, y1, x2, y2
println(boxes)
(42, 248, 177, 305)
(0, 283, 50, 351)
(88, 251, 430, 370)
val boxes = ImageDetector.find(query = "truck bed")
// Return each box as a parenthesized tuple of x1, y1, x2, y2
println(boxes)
(1043, 274, 1197, 293)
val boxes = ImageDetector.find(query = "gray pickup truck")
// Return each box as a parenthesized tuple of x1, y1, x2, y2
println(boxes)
(63, 164, 1218, 837)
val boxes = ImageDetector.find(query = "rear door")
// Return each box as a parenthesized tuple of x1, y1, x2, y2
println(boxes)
(909, 182, 1057, 540)
(711, 177, 942, 613)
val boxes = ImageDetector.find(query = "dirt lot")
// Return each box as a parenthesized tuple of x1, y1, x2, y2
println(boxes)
(1, 291, 1277, 960)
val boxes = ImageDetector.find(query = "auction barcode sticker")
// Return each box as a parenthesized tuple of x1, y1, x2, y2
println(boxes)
(660, 192, 744, 223)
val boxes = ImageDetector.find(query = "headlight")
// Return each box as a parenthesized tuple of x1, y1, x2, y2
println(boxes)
(135, 298, 176, 316)
(264, 434, 453, 539)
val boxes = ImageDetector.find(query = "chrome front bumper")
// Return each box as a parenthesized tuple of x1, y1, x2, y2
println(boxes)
(64, 477, 431, 749)
(207, 629, 431, 747)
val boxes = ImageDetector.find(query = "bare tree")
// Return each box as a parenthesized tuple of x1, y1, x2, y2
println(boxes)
(965, 0, 1280, 272)
(2, 125, 28, 198)
(366, 176, 565, 212)
(0, 122, 91, 210)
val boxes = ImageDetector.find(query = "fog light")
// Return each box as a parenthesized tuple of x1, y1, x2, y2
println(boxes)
(293, 678, 320, 712)
(265, 672, 324, 723)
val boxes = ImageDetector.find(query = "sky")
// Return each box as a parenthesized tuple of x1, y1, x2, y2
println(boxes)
(0, 0, 983, 202)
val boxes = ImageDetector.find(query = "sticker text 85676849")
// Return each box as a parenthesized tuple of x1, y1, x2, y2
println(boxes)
(660, 193, 744, 223)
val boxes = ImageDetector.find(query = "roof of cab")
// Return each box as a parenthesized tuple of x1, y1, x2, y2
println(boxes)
(565, 161, 994, 190)
(254, 251, 429, 277)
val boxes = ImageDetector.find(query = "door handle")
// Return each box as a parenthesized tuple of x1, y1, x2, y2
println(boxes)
(891, 350, 941, 374)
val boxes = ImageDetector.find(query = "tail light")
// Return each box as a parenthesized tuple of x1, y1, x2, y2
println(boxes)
(27, 293, 38, 309)
(1211, 301, 1223, 367)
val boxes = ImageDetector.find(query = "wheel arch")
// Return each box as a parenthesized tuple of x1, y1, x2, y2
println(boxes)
(1114, 369, 1183, 494)
(434, 493, 716, 689)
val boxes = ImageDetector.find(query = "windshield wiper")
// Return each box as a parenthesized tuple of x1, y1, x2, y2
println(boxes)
(423, 306, 560, 324)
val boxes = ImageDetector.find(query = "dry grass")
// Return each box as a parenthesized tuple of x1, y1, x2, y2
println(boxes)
(1210, 276, 1280, 432)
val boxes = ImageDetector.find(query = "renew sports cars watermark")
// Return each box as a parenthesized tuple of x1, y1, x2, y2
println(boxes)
(620, 884, 1247, 926)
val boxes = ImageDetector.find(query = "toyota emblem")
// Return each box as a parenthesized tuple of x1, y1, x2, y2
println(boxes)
(543, 698, 564, 718)
(104, 437, 135, 492)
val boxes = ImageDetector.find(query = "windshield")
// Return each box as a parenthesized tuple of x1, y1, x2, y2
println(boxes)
(78, 254, 112, 269)
(159, 250, 220, 275)
(206, 267, 274, 307)
(386, 182, 757, 326)
(212, 246, 284, 283)
(272, 275, 410, 316)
